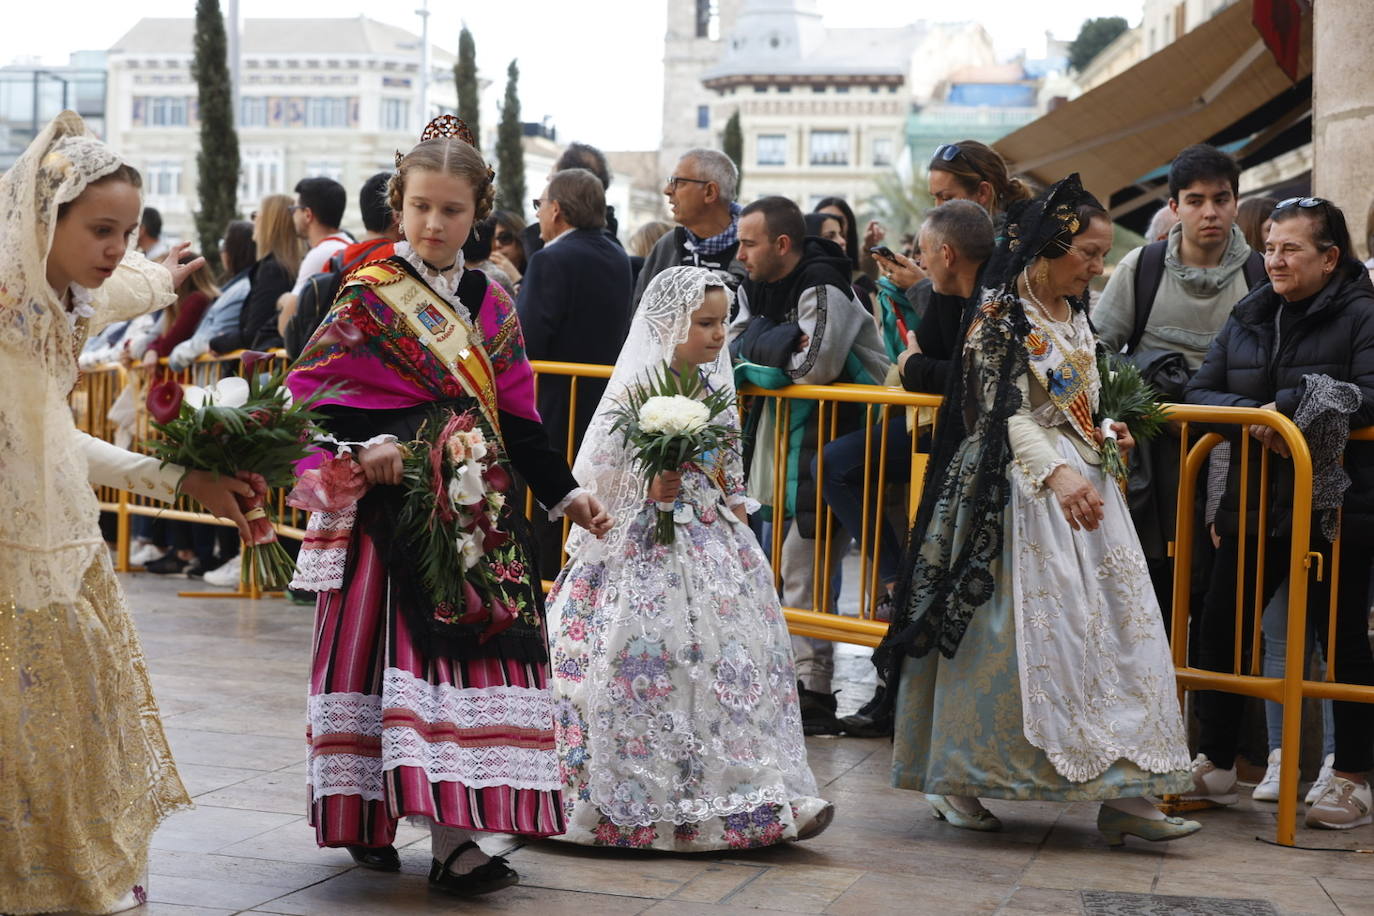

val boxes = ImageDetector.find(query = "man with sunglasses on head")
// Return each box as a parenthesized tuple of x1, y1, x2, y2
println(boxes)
(632, 149, 748, 311)
(1090, 144, 1267, 630)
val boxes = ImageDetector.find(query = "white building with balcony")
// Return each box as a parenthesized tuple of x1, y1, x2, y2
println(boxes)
(105, 16, 457, 242)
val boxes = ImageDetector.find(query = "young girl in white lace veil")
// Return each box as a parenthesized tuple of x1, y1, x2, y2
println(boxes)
(0, 111, 256, 914)
(548, 265, 834, 850)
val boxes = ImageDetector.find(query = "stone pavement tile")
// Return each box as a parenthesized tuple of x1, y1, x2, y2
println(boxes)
(151, 805, 300, 854)
(723, 862, 865, 913)
(1317, 877, 1374, 916)
(993, 886, 1085, 914)
(497, 841, 710, 898)
(643, 901, 811, 915)
(821, 870, 1011, 915)
(259, 869, 651, 914)
(214, 816, 427, 868)
(147, 873, 293, 911)
(174, 762, 262, 796)
(163, 726, 305, 770)
(148, 847, 345, 889)
(195, 768, 311, 815)
(1152, 869, 1340, 916)
(151, 671, 279, 707)
(1017, 847, 1162, 893)
(140, 905, 237, 916)
(667, 862, 768, 903)
(1155, 836, 1374, 882)
(163, 697, 307, 740)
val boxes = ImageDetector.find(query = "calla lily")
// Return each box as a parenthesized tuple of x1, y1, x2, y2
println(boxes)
(239, 349, 271, 374)
(146, 377, 185, 424)
(213, 376, 250, 408)
(323, 318, 364, 349)
(483, 464, 512, 492)
(182, 385, 212, 409)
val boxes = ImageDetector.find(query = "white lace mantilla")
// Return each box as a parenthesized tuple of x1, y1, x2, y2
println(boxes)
(393, 240, 471, 322)
(1009, 436, 1191, 783)
(306, 670, 559, 800)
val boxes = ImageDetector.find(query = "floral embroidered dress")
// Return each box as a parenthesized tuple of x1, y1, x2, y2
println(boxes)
(546, 266, 826, 851)
(286, 243, 580, 847)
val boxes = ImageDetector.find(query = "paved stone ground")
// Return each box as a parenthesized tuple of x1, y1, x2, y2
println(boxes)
(120, 570, 1374, 916)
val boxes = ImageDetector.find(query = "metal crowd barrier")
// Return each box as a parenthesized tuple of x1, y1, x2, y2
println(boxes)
(73, 350, 1374, 847)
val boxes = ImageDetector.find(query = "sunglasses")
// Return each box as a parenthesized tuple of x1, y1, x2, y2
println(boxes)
(1275, 196, 1329, 212)
(932, 144, 963, 163)
(494, 232, 515, 244)
(532, 198, 544, 212)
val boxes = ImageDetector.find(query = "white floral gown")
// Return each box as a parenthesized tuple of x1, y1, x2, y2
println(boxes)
(547, 450, 826, 850)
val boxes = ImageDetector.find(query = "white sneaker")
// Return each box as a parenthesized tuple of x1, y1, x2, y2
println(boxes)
(1252, 748, 1283, 802)
(1306, 775, 1373, 829)
(203, 554, 242, 588)
(129, 542, 165, 566)
(1183, 753, 1239, 805)
(1305, 753, 1336, 806)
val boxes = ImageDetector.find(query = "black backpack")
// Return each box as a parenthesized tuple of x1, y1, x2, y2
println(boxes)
(1125, 239, 1267, 354)
(284, 238, 391, 359)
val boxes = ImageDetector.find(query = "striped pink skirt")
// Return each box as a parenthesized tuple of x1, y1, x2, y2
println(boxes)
(306, 530, 563, 847)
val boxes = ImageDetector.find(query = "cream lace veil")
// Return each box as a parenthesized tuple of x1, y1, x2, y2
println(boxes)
(565, 265, 737, 562)
(0, 111, 137, 608)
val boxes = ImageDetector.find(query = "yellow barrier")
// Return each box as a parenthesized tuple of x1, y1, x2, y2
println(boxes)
(74, 350, 1374, 848)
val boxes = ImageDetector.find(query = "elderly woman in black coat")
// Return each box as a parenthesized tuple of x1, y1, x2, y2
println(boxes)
(1183, 197, 1374, 829)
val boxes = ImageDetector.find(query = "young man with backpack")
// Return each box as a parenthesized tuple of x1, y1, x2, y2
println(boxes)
(1091, 144, 1267, 625)
(285, 172, 398, 358)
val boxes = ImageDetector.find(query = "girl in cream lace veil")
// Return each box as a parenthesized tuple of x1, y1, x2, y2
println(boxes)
(564, 265, 739, 562)
(547, 266, 834, 851)
(0, 112, 192, 914)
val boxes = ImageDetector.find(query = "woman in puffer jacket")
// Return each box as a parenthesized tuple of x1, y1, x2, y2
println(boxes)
(1184, 197, 1374, 829)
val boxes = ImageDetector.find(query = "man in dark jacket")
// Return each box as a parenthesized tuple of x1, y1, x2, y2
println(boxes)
(729, 195, 890, 734)
(519, 142, 622, 260)
(1182, 198, 1374, 829)
(517, 167, 633, 574)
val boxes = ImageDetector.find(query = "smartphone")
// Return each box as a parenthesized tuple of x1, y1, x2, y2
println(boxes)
(868, 245, 899, 262)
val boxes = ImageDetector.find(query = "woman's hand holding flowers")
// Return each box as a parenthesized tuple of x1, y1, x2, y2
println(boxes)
(1046, 465, 1105, 532)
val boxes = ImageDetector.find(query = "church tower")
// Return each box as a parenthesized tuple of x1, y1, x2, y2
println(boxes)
(659, 0, 741, 181)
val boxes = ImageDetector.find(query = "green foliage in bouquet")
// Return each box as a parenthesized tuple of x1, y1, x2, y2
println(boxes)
(605, 362, 740, 544)
(1095, 352, 1169, 482)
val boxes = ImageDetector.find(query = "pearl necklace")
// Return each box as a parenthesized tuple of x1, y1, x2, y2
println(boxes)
(1021, 268, 1078, 339)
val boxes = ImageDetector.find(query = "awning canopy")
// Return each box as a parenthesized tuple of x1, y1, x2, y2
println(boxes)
(994, 1, 1312, 211)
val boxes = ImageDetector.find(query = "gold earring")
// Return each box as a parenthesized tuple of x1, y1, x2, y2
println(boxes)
(1035, 258, 1050, 290)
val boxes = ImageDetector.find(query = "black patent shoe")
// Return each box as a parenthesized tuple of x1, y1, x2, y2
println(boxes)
(346, 844, 401, 871)
(428, 842, 519, 897)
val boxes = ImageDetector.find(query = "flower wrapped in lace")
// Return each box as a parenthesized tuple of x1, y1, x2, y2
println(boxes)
(605, 361, 738, 545)
(145, 353, 339, 588)
(395, 408, 526, 644)
(1095, 352, 1167, 482)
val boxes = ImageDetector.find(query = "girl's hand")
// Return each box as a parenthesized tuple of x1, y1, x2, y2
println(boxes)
(487, 251, 522, 285)
(179, 469, 255, 542)
(863, 220, 885, 251)
(142, 349, 160, 371)
(160, 241, 207, 290)
(565, 492, 612, 538)
(648, 470, 682, 504)
(1045, 465, 1105, 532)
(357, 442, 403, 486)
(732, 504, 748, 525)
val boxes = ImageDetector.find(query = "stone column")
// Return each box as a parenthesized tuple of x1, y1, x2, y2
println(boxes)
(1312, 0, 1374, 260)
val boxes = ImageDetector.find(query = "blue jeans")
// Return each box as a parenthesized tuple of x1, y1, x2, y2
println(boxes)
(815, 414, 911, 586)
(1261, 580, 1335, 757)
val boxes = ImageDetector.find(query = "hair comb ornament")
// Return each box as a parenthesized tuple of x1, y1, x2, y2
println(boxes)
(421, 114, 477, 146)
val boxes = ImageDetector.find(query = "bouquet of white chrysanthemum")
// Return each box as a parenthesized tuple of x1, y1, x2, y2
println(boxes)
(607, 363, 738, 545)
(1096, 352, 1168, 483)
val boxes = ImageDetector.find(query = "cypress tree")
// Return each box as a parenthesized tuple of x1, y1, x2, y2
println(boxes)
(191, 0, 240, 265)
(722, 109, 743, 188)
(495, 59, 526, 215)
(454, 25, 480, 146)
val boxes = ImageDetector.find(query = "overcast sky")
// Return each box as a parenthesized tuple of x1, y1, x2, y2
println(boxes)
(6, 0, 1144, 150)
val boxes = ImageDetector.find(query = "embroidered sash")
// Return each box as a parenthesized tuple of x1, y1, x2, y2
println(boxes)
(1021, 304, 1099, 447)
(347, 261, 501, 433)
